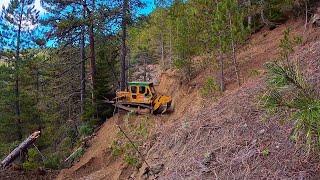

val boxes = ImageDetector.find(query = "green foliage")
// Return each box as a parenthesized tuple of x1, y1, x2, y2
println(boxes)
(111, 140, 123, 157)
(82, 104, 97, 121)
(79, 123, 94, 137)
(248, 69, 261, 77)
(111, 140, 123, 156)
(263, 61, 320, 148)
(110, 115, 153, 167)
(212, 0, 247, 53)
(0, 0, 313, 172)
(262, 29, 320, 149)
(68, 147, 85, 163)
(124, 153, 139, 167)
(200, 77, 219, 97)
(23, 148, 41, 170)
(134, 118, 149, 138)
(44, 154, 60, 170)
(279, 28, 302, 62)
(261, 148, 270, 156)
(173, 58, 193, 78)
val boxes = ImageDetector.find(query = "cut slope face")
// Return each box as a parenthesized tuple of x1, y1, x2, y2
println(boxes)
(57, 18, 320, 179)
(57, 117, 126, 180)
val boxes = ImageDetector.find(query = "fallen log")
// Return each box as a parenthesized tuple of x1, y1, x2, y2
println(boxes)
(0, 131, 41, 168)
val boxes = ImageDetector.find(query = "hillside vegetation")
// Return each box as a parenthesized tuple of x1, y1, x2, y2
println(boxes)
(58, 18, 320, 179)
(0, 0, 319, 179)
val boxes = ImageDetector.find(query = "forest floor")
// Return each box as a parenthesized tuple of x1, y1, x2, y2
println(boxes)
(54, 18, 320, 180)
(0, 168, 58, 180)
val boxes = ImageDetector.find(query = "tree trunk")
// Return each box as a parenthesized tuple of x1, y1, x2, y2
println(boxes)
(1, 131, 41, 168)
(155, 0, 165, 69)
(80, 7, 86, 115)
(304, 1, 308, 33)
(228, 12, 241, 87)
(169, 26, 173, 68)
(160, 32, 165, 69)
(105, 53, 119, 86)
(14, 0, 25, 141)
(260, 0, 269, 26)
(36, 68, 40, 102)
(218, 48, 225, 92)
(89, 19, 96, 102)
(231, 40, 240, 86)
(83, 0, 97, 108)
(144, 53, 147, 81)
(120, 0, 129, 91)
(247, 0, 252, 29)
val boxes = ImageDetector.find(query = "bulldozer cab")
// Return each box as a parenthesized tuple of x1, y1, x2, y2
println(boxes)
(113, 81, 172, 114)
(127, 82, 155, 104)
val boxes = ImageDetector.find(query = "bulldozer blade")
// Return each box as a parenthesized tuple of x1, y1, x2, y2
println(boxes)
(113, 103, 151, 115)
(161, 104, 168, 114)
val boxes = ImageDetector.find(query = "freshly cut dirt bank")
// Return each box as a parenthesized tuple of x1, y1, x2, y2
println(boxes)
(57, 117, 127, 180)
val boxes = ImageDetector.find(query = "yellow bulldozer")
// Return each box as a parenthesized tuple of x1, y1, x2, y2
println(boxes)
(109, 82, 172, 114)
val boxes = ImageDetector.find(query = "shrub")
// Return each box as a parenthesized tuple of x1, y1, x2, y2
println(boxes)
(111, 140, 122, 157)
(263, 61, 320, 149)
(124, 153, 139, 167)
(44, 154, 60, 170)
(173, 58, 189, 70)
(23, 148, 40, 170)
(173, 58, 194, 80)
(200, 77, 219, 97)
(261, 148, 270, 156)
(135, 119, 149, 138)
(262, 28, 320, 150)
(79, 124, 94, 137)
(248, 69, 261, 78)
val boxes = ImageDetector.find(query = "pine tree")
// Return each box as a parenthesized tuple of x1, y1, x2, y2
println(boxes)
(0, 0, 39, 140)
(120, 0, 129, 90)
(115, 0, 144, 90)
(228, 0, 247, 86)
(211, 0, 246, 91)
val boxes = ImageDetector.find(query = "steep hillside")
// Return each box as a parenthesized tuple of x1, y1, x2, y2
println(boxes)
(57, 18, 320, 179)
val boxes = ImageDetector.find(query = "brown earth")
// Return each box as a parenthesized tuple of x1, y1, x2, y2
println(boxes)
(0, 168, 58, 180)
(57, 18, 320, 179)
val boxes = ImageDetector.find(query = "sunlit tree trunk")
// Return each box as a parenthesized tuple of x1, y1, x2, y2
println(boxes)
(80, 8, 86, 115)
(169, 25, 173, 68)
(88, 1, 97, 106)
(218, 36, 225, 91)
(247, 0, 252, 29)
(228, 12, 241, 87)
(120, 0, 129, 90)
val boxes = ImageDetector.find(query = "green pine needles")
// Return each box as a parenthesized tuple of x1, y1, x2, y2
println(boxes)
(262, 29, 320, 150)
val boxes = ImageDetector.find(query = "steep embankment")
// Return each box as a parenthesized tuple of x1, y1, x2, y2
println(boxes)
(58, 18, 320, 179)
